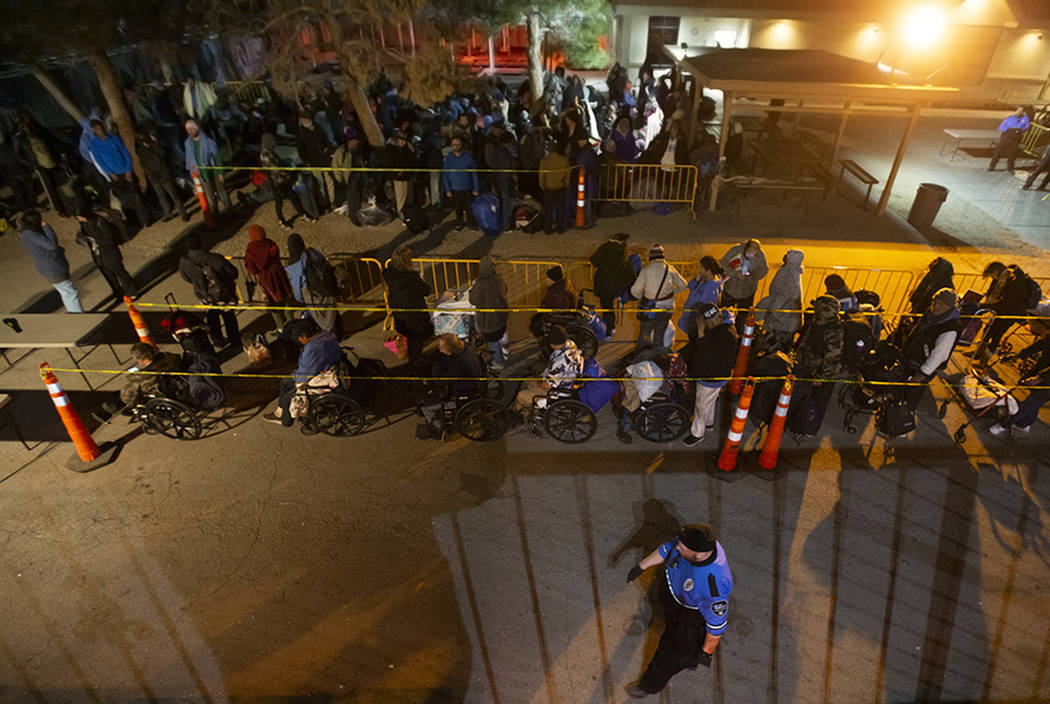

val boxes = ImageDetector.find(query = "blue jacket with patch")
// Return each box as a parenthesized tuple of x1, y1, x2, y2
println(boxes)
(658, 538, 733, 635)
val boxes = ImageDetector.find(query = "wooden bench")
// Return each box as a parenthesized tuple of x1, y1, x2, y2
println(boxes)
(798, 131, 829, 164)
(0, 394, 30, 450)
(837, 159, 879, 210)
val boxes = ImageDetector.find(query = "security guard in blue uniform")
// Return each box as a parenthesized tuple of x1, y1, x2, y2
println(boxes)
(625, 523, 733, 698)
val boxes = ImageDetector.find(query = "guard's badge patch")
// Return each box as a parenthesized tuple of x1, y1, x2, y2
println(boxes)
(683, 578, 695, 591)
(711, 600, 728, 617)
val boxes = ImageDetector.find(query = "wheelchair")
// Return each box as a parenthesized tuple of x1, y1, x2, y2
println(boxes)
(532, 385, 599, 444)
(419, 388, 515, 442)
(626, 388, 692, 442)
(538, 289, 604, 359)
(297, 349, 387, 437)
(131, 374, 221, 441)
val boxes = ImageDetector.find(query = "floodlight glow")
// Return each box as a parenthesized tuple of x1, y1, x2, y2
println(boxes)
(902, 7, 947, 49)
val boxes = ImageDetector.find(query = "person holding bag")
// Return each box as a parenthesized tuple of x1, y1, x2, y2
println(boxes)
(630, 244, 686, 351)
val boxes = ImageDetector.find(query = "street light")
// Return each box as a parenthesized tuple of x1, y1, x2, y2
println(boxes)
(901, 6, 947, 49)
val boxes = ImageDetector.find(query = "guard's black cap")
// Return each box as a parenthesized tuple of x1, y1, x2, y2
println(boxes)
(678, 524, 716, 552)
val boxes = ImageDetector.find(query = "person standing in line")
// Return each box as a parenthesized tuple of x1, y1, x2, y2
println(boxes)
(18, 210, 83, 312)
(244, 224, 295, 328)
(136, 128, 188, 222)
(624, 523, 733, 698)
(184, 119, 231, 213)
(590, 232, 637, 338)
(441, 136, 479, 230)
(383, 244, 434, 367)
(469, 255, 510, 370)
(87, 120, 151, 228)
(682, 303, 737, 446)
(296, 112, 335, 212)
(991, 332, 1050, 436)
(1022, 142, 1050, 191)
(284, 233, 340, 335)
(178, 233, 241, 349)
(756, 249, 805, 352)
(331, 129, 367, 225)
(74, 206, 138, 300)
(631, 244, 687, 350)
(988, 106, 1030, 172)
(677, 256, 725, 340)
(539, 139, 571, 234)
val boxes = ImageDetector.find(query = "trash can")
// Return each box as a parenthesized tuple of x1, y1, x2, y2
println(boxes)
(907, 183, 949, 229)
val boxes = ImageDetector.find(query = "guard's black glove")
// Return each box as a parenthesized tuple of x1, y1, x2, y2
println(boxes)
(626, 565, 643, 582)
(697, 651, 712, 668)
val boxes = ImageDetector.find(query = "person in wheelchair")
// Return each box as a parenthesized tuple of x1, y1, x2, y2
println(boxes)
(513, 325, 584, 419)
(262, 318, 342, 427)
(529, 265, 577, 341)
(96, 343, 182, 420)
(418, 333, 486, 438)
(899, 288, 961, 410)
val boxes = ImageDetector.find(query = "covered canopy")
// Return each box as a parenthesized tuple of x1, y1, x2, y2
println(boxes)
(673, 48, 959, 214)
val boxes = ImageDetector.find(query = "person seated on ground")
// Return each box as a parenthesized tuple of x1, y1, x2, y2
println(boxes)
(529, 265, 577, 339)
(512, 325, 585, 422)
(418, 333, 486, 437)
(900, 288, 962, 410)
(96, 343, 182, 420)
(263, 318, 342, 427)
(823, 274, 858, 313)
(991, 332, 1050, 436)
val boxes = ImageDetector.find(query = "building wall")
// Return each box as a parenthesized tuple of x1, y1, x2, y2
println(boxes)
(614, 2, 1050, 102)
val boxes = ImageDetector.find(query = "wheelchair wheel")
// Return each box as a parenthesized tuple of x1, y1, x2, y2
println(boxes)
(485, 371, 505, 400)
(455, 398, 511, 442)
(303, 394, 366, 437)
(143, 398, 202, 441)
(566, 323, 599, 359)
(634, 402, 690, 442)
(544, 399, 597, 444)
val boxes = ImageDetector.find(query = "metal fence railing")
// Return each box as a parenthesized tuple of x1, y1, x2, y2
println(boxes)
(1020, 122, 1050, 159)
(595, 163, 699, 217)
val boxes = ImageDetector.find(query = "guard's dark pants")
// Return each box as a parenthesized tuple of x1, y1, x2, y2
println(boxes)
(989, 133, 1022, 171)
(638, 577, 706, 694)
(1023, 153, 1050, 189)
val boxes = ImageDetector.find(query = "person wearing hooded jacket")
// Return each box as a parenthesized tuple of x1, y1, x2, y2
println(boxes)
(787, 295, 844, 436)
(469, 255, 510, 369)
(284, 233, 339, 334)
(589, 232, 637, 337)
(978, 261, 1033, 358)
(900, 288, 962, 409)
(719, 239, 769, 318)
(244, 224, 295, 327)
(178, 232, 240, 348)
(756, 249, 804, 352)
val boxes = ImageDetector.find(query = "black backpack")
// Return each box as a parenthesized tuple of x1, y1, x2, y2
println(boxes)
(199, 263, 226, 304)
(877, 397, 915, 437)
(841, 311, 875, 372)
(304, 250, 340, 298)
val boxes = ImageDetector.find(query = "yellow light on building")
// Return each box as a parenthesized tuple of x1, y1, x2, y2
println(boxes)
(901, 6, 947, 49)
(769, 20, 795, 47)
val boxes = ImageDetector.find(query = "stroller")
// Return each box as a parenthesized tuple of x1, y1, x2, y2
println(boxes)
(937, 364, 1019, 445)
(159, 293, 225, 410)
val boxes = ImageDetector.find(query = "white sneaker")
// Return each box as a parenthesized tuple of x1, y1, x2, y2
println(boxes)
(988, 423, 1006, 436)
(1014, 424, 1030, 434)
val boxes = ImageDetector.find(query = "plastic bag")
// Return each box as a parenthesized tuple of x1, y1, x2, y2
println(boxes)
(627, 360, 663, 403)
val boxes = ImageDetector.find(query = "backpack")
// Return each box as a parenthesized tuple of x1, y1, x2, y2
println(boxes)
(304, 250, 339, 298)
(877, 397, 916, 437)
(841, 311, 875, 372)
(199, 263, 226, 304)
(787, 384, 824, 436)
(1025, 277, 1042, 311)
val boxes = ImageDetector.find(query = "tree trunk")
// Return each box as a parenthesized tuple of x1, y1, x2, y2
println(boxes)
(28, 63, 85, 124)
(527, 12, 544, 104)
(85, 50, 146, 190)
(345, 78, 385, 149)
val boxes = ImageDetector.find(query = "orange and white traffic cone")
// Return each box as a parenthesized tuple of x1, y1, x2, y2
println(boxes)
(124, 296, 155, 348)
(191, 167, 214, 228)
(713, 378, 754, 482)
(728, 310, 756, 395)
(756, 375, 794, 480)
(575, 168, 586, 228)
(40, 363, 116, 472)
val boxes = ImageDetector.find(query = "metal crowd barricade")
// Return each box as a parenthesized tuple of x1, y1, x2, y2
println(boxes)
(1019, 122, 1050, 159)
(224, 255, 386, 310)
(595, 163, 699, 218)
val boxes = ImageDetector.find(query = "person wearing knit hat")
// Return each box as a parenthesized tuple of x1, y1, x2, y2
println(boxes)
(899, 286, 962, 413)
(512, 323, 585, 425)
(625, 522, 734, 696)
(530, 264, 577, 340)
(184, 118, 230, 212)
(630, 245, 687, 350)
